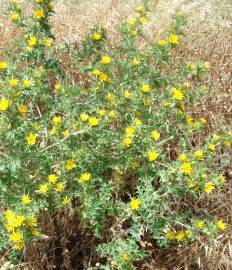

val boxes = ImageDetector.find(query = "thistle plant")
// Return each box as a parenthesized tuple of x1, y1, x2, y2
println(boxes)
(0, 0, 230, 269)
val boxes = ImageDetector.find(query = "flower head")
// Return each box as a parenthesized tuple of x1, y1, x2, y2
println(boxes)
(80, 172, 91, 182)
(101, 55, 111, 64)
(169, 34, 179, 45)
(204, 182, 215, 194)
(66, 159, 76, 171)
(89, 117, 99, 127)
(147, 151, 159, 161)
(48, 174, 58, 184)
(28, 36, 37, 46)
(0, 62, 8, 69)
(0, 98, 9, 111)
(151, 130, 160, 141)
(23, 79, 32, 88)
(124, 137, 132, 148)
(92, 32, 101, 41)
(167, 230, 175, 240)
(26, 133, 37, 145)
(172, 88, 184, 100)
(181, 162, 192, 175)
(34, 9, 45, 19)
(195, 220, 205, 229)
(38, 183, 48, 194)
(55, 183, 64, 192)
(215, 219, 227, 231)
(22, 195, 31, 205)
(130, 198, 141, 210)
(63, 196, 71, 205)
(80, 113, 89, 122)
(141, 84, 150, 93)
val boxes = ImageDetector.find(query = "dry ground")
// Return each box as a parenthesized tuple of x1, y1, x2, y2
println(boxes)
(0, 0, 232, 269)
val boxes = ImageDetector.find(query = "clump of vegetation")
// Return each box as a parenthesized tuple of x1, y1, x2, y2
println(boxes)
(0, 0, 230, 269)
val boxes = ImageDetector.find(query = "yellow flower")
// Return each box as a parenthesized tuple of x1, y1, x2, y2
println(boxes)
(181, 162, 192, 175)
(34, 9, 45, 19)
(52, 116, 62, 124)
(157, 39, 167, 47)
(80, 113, 89, 122)
(26, 133, 37, 145)
(121, 253, 129, 262)
(134, 118, 142, 126)
(167, 230, 175, 240)
(14, 241, 24, 250)
(130, 198, 141, 210)
(23, 79, 32, 88)
(48, 174, 58, 184)
(147, 151, 159, 161)
(98, 109, 106, 117)
(109, 110, 116, 119)
(199, 117, 206, 124)
(125, 126, 135, 137)
(131, 58, 140, 66)
(139, 17, 147, 24)
(0, 98, 9, 111)
(92, 69, 101, 76)
(215, 219, 227, 231)
(32, 229, 40, 236)
(89, 117, 99, 127)
(185, 230, 191, 239)
(208, 144, 216, 152)
(55, 183, 64, 192)
(22, 195, 31, 205)
(124, 137, 132, 148)
(151, 130, 160, 141)
(9, 78, 18, 87)
(123, 90, 131, 99)
(38, 183, 48, 194)
(63, 196, 71, 205)
(101, 55, 111, 64)
(143, 98, 150, 106)
(80, 172, 91, 182)
(43, 38, 53, 47)
(194, 150, 204, 160)
(62, 130, 70, 137)
(0, 61, 8, 69)
(176, 230, 185, 241)
(172, 87, 184, 100)
(66, 159, 76, 171)
(169, 34, 179, 45)
(47, 2, 54, 10)
(92, 32, 101, 40)
(10, 231, 23, 243)
(136, 5, 144, 13)
(27, 216, 37, 227)
(195, 220, 205, 229)
(204, 182, 215, 194)
(185, 115, 193, 126)
(18, 104, 28, 116)
(130, 30, 138, 36)
(55, 83, 61, 91)
(128, 18, 137, 26)
(28, 36, 37, 46)
(11, 13, 20, 21)
(141, 84, 150, 93)
(50, 126, 57, 136)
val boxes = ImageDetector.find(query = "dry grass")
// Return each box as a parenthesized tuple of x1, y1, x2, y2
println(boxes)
(0, 0, 231, 269)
